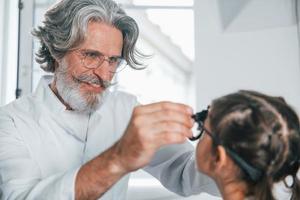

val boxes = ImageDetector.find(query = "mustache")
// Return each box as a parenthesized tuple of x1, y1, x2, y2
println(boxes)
(73, 74, 113, 89)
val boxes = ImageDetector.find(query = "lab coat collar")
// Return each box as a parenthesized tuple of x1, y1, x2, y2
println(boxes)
(34, 75, 66, 113)
(33, 75, 108, 142)
(33, 75, 109, 114)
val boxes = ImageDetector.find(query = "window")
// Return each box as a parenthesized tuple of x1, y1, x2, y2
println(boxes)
(114, 1, 196, 199)
(0, 0, 19, 105)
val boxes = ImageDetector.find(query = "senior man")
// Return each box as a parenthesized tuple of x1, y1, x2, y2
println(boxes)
(0, 0, 217, 199)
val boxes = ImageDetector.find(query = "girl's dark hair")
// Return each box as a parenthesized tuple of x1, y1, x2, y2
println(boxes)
(209, 90, 300, 200)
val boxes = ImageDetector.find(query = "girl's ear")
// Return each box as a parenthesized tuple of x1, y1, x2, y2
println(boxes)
(206, 145, 229, 179)
(213, 146, 246, 187)
(215, 145, 228, 171)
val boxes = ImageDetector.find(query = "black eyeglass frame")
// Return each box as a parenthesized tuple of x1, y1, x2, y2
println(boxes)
(190, 108, 209, 141)
(190, 107, 263, 182)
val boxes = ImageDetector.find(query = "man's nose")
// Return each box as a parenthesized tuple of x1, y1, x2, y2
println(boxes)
(92, 61, 113, 80)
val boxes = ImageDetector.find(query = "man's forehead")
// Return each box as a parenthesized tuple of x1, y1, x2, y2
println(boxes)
(78, 22, 123, 55)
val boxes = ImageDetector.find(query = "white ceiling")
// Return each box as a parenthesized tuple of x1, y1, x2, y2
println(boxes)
(217, 0, 296, 32)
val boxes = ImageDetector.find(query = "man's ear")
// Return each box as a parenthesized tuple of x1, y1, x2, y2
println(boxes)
(54, 60, 59, 72)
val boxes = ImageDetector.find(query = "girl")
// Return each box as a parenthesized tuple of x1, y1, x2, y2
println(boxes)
(192, 90, 300, 200)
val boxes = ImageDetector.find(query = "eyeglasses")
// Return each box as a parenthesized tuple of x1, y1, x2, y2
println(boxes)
(190, 108, 209, 141)
(190, 107, 263, 182)
(76, 49, 127, 73)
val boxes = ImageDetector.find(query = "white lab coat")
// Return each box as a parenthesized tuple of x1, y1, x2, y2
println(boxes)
(0, 75, 218, 200)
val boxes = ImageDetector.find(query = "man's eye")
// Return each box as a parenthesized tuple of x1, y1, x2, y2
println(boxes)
(84, 52, 98, 59)
(109, 57, 119, 64)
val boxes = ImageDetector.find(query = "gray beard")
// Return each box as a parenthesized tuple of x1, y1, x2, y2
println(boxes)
(55, 62, 109, 114)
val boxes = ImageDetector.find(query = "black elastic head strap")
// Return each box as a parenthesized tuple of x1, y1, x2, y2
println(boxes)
(192, 107, 263, 182)
(226, 148, 263, 182)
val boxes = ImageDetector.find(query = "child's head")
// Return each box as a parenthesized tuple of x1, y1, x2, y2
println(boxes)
(195, 90, 300, 200)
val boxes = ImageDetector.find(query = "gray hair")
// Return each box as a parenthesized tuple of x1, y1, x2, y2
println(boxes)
(32, 0, 145, 72)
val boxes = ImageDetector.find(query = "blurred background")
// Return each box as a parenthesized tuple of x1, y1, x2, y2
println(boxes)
(1, 0, 300, 199)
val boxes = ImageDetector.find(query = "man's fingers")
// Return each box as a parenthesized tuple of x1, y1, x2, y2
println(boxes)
(152, 121, 193, 138)
(136, 110, 194, 129)
(157, 131, 187, 146)
(134, 101, 193, 115)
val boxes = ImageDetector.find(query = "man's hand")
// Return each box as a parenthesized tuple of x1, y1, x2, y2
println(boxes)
(75, 101, 194, 200)
(114, 101, 194, 172)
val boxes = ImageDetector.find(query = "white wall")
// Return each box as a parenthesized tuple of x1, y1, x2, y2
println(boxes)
(194, 0, 300, 112)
